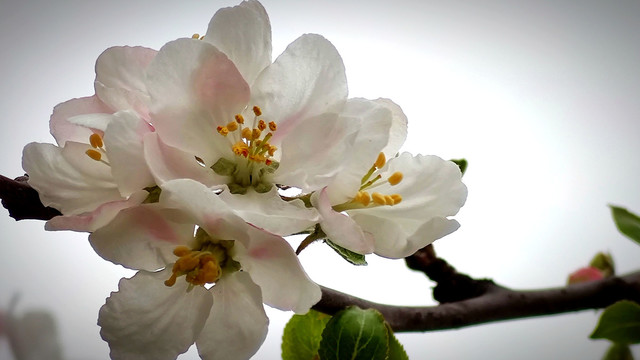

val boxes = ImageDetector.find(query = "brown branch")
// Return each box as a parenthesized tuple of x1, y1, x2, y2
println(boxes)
(314, 271, 640, 332)
(2, 172, 640, 333)
(0, 174, 60, 221)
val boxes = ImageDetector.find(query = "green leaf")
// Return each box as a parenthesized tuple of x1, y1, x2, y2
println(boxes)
(591, 300, 640, 344)
(282, 310, 331, 360)
(603, 343, 634, 360)
(318, 306, 389, 360)
(386, 324, 409, 360)
(450, 158, 468, 176)
(610, 205, 640, 245)
(325, 239, 367, 266)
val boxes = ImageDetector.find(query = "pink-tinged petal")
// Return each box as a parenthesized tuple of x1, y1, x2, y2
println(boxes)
(204, 0, 272, 85)
(45, 189, 148, 232)
(233, 226, 322, 313)
(325, 98, 393, 204)
(353, 213, 460, 258)
(218, 186, 318, 236)
(251, 34, 347, 143)
(89, 204, 194, 271)
(99, 268, 213, 360)
(4, 305, 64, 360)
(67, 113, 113, 132)
(22, 142, 121, 215)
(143, 132, 224, 186)
(103, 111, 155, 196)
(374, 98, 408, 158)
(273, 112, 359, 192)
(159, 179, 250, 246)
(146, 39, 249, 163)
(49, 95, 112, 146)
(196, 271, 267, 360)
(94, 46, 156, 120)
(311, 188, 374, 254)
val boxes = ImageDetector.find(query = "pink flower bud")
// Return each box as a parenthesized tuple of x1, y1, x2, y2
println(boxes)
(568, 266, 605, 284)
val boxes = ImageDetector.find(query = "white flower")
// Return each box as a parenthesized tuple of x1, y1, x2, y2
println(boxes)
(22, 46, 158, 232)
(90, 179, 321, 360)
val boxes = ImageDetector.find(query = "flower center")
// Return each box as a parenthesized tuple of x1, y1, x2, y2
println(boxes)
(164, 228, 238, 288)
(334, 152, 404, 212)
(212, 105, 279, 194)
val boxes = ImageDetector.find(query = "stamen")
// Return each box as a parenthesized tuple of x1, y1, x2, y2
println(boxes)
(388, 172, 403, 186)
(384, 195, 395, 205)
(252, 106, 262, 116)
(372, 192, 387, 205)
(258, 120, 266, 131)
(391, 194, 402, 205)
(226, 121, 239, 132)
(375, 152, 386, 168)
(268, 121, 277, 131)
(241, 127, 252, 140)
(85, 149, 102, 161)
(235, 114, 245, 124)
(217, 126, 229, 136)
(89, 133, 103, 148)
(191, 33, 200, 39)
(173, 245, 191, 257)
(252, 128, 262, 140)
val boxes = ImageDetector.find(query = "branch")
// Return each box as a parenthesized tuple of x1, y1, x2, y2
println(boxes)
(3, 172, 640, 333)
(313, 271, 640, 332)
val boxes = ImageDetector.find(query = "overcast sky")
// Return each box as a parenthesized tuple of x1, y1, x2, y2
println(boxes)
(1, 0, 639, 359)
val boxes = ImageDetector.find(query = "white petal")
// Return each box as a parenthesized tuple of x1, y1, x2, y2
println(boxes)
(99, 269, 213, 360)
(146, 39, 249, 163)
(273, 112, 359, 192)
(143, 132, 224, 186)
(218, 186, 318, 236)
(233, 226, 321, 313)
(22, 142, 121, 215)
(45, 189, 148, 232)
(204, 0, 272, 85)
(49, 95, 112, 146)
(196, 271, 268, 360)
(251, 34, 347, 143)
(159, 179, 251, 246)
(374, 98, 408, 158)
(311, 188, 374, 254)
(103, 111, 155, 196)
(94, 46, 156, 120)
(89, 204, 194, 271)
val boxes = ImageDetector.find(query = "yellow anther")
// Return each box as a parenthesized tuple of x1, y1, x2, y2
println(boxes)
(391, 194, 403, 205)
(258, 119, 267, 131)
(372, 192, 387, 205)
(252, 106, 262, 116)
(173, 246, 191, 257)
(268, 121, 277, 131)
(233, 141, 249, 157)
(388, 172, 403, 186)
(192, 33, 200, 39)
(226, 121, 238, 132)
(164, 273, 178, 287)
(375, 152, 386, 168)
(353, 191, 371, 206)
(235, 114, 245, 124)
(241, 127, 252, 140)
(85, 149, 102, 161)
(268, 145, 277, 156)
(252, 128, 262, 140)
(89, 133, 103, 148)
(384, 195, 395, 205)
(217, 126, 229, 136)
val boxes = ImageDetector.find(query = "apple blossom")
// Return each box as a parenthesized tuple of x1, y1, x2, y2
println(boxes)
(90, 179, 321, 360)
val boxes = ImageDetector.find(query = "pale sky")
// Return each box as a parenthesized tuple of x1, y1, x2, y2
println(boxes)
(1, 0, 639, 359)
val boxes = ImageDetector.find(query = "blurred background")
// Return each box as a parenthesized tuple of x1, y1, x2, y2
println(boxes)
(1, 0, 639, 358)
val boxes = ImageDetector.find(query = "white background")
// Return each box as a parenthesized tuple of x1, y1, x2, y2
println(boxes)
(1, 0, 639, 359)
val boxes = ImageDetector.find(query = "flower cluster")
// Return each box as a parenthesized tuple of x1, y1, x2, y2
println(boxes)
(22, 1, 467, 359)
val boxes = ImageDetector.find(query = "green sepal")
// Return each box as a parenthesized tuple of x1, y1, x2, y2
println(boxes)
(325, 239, 367, 266)
(603, 343, 634, 360)
(254, 182, 273, 193)
(281, 310, 331, 360)
(227, 183, 248, 195)
(318, 306, 389, 360)
(590, 300, 640, 344)
(142, 186, 161, 204)
(590, 252, 615, 277)
(610, 205, 640, 245)
(211, 157, 237, 176)
(450, 158, 468, 176)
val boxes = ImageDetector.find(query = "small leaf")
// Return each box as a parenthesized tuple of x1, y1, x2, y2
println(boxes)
(610, 206, 640, 245)
(603, 343, 634, 360)
(318, 306, 389, 360)
(325, 239, 367, 265)
(450, 158, 468, 176)
(386, 324, 409, 360)
(591, 300, 640, 344)
(282, 310, 331, 360)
